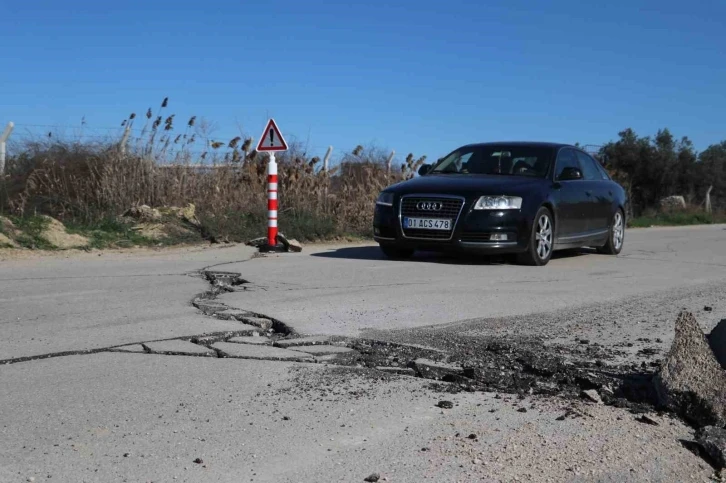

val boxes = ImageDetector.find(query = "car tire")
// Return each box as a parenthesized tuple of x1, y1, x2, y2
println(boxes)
(379, 244, 414, 260)
(517, 206, 554, 266)
(597, 209, 625, 255)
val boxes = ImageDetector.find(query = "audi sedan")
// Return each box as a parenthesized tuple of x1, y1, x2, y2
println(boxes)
(373, 142, 628, 266)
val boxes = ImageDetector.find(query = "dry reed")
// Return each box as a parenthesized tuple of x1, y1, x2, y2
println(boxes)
(1, 98, 426, 241)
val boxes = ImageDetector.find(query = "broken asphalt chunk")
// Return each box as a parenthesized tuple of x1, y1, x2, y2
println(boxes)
(364, 473, 381, 482)
(696, 426, 726, 469)
(214, 309, 252, 321)
(228, 336, 270, 345)
(635, 414, 659, 426)
(653, 311, 726, 428)
(376, 367, 417, 376)
(708, 319, 726, 370)
(290, 345, 356, 356)
(112, 344, 146, 353)
(436, 400, 454, 409)
(143, 340, 216, 357)
(238, 316, 274, 331)
(212, 342, 314, 362)
(273, 336, 331, 348)
(276, 233, 303, 253)
(414, 358, 464, 380)
(580, 390, 604, 405)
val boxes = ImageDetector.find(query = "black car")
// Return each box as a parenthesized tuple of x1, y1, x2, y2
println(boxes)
(373, 142, 628, 266)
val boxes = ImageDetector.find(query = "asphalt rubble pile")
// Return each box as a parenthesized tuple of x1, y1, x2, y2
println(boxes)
(334, 335, 658, 407)
(246, 233, 302, 253)
(324, 311, 726, 472)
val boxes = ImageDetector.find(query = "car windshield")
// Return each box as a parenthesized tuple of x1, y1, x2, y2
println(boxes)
(429, 145, 554, 178)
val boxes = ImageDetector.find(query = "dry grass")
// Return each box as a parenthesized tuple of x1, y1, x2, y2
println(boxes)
(0, 99, 426, 243)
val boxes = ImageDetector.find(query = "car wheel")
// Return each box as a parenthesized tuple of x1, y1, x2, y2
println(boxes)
(597, 209, 625, 255)
(379, 244, 414, 260)
(517, 206, 554, 266)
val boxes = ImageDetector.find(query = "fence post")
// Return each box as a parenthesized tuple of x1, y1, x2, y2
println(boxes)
(322, 145, 333, 214)
(0, 122, 14, 174)
(386, 150, 395, 177)
(706, 185, 713, 214)
(323, 145, 333, 173)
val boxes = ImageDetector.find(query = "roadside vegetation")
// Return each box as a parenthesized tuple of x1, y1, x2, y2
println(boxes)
(628, 208, 726, 228)
(0, 98, 724, 250)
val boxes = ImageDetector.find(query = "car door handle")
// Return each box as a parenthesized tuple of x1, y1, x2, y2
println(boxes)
(585, 190, 592, 197)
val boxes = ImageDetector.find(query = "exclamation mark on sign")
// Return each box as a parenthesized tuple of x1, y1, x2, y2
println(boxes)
(269, 129, 275, 147)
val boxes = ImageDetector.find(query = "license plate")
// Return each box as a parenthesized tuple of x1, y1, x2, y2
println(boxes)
(404, 217, 452, 230)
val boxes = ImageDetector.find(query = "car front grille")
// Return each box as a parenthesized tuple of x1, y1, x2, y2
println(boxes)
(400, 196, 464, 240)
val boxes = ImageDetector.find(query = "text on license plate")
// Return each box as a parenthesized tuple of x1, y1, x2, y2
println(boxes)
(404, 217, 452, 230)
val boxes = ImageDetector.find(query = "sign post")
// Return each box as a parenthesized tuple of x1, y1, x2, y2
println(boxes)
(256, 118, 288, 248)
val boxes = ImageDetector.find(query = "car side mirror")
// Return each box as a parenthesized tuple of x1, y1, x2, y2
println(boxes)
(418, 164, 432, 176)
(559, 167, 583, 181)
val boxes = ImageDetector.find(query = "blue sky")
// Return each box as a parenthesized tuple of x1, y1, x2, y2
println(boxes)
(1, 0, 724, 163)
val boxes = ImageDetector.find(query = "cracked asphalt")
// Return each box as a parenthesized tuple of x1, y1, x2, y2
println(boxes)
(218, 225, 726, 342)
(1, 225, 725, 482)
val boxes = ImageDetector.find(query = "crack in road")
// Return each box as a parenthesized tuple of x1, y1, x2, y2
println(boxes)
(1, 260, 669, 421)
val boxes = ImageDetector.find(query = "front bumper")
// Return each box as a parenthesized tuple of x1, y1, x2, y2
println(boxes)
(373, 195, 532, 254)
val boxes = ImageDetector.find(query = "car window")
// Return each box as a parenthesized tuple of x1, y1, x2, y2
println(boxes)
(594, 159, 611, 180)
(430, 145, 554, 178)
(555, 148, 580, 180)
(575, 151, 602, 181)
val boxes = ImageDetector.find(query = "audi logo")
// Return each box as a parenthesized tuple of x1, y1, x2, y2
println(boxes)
(416, 201, 443, 211)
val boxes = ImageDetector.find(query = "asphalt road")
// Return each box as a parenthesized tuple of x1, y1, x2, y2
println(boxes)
(1, 225, 724, 482)
(218, 224, 726, 339)
(0, 245, 257, 361)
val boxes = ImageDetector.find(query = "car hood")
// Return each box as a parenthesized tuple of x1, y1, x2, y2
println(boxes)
(386, 174, 548, 197)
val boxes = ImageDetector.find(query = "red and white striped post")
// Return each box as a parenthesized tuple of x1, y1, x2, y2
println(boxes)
(256, 118, 288, 249)
(267, 152, 278, 247)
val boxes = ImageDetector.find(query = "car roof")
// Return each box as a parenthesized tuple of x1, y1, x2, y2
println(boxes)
(459, 141, 574, 150)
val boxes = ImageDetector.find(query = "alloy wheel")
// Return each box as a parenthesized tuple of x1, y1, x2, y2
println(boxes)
(535, 214, 553, 260)
(612, 211, 624, 251)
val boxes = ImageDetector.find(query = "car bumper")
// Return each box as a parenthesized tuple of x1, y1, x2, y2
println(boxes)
(373, 201, 532, 254)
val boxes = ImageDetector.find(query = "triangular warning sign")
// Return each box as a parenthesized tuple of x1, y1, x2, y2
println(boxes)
(256, 118, 288, 152)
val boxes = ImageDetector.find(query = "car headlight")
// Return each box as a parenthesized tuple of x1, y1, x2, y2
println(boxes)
(376, 192, 394, 207)
(473, 195, 522, 210)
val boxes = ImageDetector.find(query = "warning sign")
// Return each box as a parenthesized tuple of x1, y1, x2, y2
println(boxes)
(256, 118, 288, 152)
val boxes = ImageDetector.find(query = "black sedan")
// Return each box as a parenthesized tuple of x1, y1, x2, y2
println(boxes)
(373, 142, 628, 266)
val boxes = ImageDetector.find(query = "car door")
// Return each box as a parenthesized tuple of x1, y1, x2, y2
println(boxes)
(552, 148, 588, 239)
(575, 150, 611, 232)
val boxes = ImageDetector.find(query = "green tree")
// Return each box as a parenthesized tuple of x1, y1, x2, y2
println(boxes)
(696, 141, 726, 210)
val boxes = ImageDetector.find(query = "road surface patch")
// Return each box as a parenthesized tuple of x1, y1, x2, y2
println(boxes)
(228, 335, 270, 345)
(212, 342, 314, 362)
(273, 336, 332, 348)
(110, 344, 146, 353)
(143, 340, 216, 357)
(289, 345, 357, 356)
